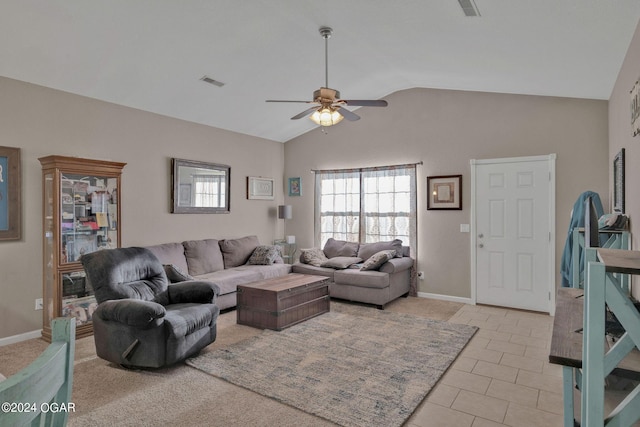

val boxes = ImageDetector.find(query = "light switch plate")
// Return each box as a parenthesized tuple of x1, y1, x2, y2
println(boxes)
(460, 224, 470, 233)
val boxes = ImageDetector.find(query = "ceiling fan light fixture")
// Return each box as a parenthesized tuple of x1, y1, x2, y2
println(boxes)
(310, 106, 343, 126)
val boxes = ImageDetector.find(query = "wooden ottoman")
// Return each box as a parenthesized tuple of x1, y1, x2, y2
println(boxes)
(237, 273, 330, 331)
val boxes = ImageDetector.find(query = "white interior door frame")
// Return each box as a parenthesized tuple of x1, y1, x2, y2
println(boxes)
(470, 154, 556, 314)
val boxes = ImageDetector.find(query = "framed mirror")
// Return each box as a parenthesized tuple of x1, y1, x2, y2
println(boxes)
(172, 158, 230, 214)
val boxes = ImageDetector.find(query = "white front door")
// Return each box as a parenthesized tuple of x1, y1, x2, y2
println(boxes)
(471, 155, 555, 313)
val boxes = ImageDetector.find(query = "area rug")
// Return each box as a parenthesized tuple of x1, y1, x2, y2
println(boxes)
(186, 308, 477, 427)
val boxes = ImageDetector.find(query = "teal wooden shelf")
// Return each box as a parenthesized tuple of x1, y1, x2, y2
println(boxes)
(582, 248, 640, 426)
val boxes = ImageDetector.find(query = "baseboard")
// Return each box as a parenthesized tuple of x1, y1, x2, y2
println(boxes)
(417, 292, 474, 305)
(0, 329, 42, 347)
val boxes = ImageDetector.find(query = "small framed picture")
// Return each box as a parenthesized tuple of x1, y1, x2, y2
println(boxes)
(0, 146, 21, 241)
(288, 177, 301, 197)
(613, 148, 625, 213)
(247, 176, 274, 200)
(427, 175, 462, 210)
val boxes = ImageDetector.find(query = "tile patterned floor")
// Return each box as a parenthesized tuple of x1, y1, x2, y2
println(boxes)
(407, 303, 564, 427)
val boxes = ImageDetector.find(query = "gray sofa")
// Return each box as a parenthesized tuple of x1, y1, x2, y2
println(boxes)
(146, 235, 291, 311)
(292, 238, 414, 309)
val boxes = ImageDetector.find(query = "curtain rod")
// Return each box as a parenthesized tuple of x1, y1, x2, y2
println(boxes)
(311, 161, 423, 174)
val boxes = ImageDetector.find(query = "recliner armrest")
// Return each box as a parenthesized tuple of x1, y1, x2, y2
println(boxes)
(168, 280, 220, 304)
(379, 257, 414, 274)
(95, 299, 166, 327)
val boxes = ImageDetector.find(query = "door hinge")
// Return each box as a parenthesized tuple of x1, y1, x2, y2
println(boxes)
(549, 291, 551, 300)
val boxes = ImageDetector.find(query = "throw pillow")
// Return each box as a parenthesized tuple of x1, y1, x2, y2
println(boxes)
(300, 248, 328, 266)
(321, 256, 363, 269)
(163, 264, 194, 283)
(247, 245, 280, 265)
(360, 250, 396, 271)
(323, 238, 359, 258)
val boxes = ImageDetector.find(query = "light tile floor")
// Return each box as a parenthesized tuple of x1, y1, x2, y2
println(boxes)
(408, 303, 564, 427)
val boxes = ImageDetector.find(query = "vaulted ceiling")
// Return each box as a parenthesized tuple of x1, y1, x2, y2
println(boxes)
(2, 1, 639, 142)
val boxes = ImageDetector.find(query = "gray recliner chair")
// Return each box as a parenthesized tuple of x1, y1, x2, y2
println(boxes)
(81, 247, 220, 368)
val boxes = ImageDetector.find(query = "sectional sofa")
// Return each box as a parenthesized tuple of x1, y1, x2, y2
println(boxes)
(144, 235, 414, 311)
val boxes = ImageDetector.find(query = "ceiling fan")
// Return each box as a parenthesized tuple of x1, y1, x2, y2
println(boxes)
(266, 26, 388, 127)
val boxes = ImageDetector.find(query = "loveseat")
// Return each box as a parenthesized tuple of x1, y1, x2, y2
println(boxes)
(292, 238, 414, 309)
(145, 235, 291, 311)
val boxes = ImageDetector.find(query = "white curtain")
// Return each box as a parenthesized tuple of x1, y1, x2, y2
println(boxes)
(193, 175, 225, 207)
(314, 164, 417, 256)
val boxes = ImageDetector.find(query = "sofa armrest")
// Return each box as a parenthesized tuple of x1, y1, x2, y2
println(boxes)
(168, 280, 220, 304)
(95, 299, 166, 327)
(379, 257, 414, 274)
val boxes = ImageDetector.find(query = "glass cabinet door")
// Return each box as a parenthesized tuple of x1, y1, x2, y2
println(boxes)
(60, 270, 97, 326)
(60, 174, 119, 263)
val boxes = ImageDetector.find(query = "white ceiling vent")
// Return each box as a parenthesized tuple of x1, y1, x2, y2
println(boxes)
(457, 0, 480, 17)
(200, 76, 225, 87)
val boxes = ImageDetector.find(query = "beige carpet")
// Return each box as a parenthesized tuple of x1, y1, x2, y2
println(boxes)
(0, 297, 464, 426)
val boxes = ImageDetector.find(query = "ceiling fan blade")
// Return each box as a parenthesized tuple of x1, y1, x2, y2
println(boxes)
(266, 100, 315, 103)
(291, 106, 320, 120)
(337, 107, 360, 121)
(342, 100, 388, 107)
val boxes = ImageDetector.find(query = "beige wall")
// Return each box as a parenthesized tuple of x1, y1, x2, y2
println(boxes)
(0, 71, 615, 339)
(0, 77, 286, 339)
(609, 20, 640, 299)
(284, 88, 609, 300)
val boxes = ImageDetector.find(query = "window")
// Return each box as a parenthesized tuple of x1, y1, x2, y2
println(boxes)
(314, 164, 417, 255)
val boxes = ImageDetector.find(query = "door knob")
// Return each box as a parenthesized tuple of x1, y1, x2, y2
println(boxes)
(478, 244, 484, 248)
(478, 233, 484, 238)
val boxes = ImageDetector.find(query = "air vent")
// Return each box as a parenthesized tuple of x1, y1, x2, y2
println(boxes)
(458, 0, 480, 17)
(200, 76, 225, 87)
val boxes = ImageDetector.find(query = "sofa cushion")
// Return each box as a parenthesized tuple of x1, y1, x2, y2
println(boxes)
(182, 239, 225, 276)
(146, 242, 189, 273)
(220, 235, 260, 268)
(360, 250, 396, 271)
(321, 256, 363, 269)
(334, 269, 390, 289)
(357, 239, 404, 260)
(194, 264, 291, 296)
(300, 248, 328, 266)
(291, 263, 336, 280)
(323, 238, 359, 258)
(247, 245, 280, 265)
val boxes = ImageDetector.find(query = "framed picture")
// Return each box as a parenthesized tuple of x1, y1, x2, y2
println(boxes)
(247, 176, 274, 200)
(427, 175, 462, 210)
(631, 79, 640, 136)
(613, 148, 625, 213)
(0, 146, 21, 241)
(288, 177, 301, 197)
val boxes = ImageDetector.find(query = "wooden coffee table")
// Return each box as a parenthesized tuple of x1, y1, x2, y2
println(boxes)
(237, 273, 330, 331)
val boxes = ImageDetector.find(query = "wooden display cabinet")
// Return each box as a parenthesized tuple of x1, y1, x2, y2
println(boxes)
(39, 155, 126, 341)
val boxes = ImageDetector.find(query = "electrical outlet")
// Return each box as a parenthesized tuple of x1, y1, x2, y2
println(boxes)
(417, 271, 424, 279)
(35, 298, 43, 310)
